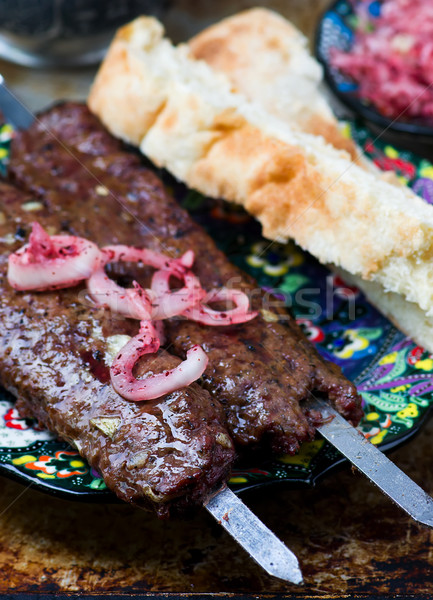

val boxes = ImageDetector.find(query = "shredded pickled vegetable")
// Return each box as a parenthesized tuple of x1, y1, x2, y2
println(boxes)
(331, 0, 433, 122)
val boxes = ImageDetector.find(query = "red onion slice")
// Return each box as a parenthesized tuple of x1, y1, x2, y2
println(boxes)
(154, 319, 166, 345)
(7, 227, 257, 402)
(150, 269, 205, 319)
(87, 268, 152, 321)
(183, 288, 258, 326)
(110, 320, 208, 401)
(102, 245, 193, 278)
(87, 246, 201, 321)
(8, 222, 102, 291)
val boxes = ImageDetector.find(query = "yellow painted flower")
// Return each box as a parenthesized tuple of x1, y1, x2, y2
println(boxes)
(414, 358, 433, 371)
(419, 165, 433, 180)
(384, 145, 399, 159)
(379, 351, 398, 365)
(396, 403, 419, 420)
(334, 330, 368, 359)
(12, 455, 36, 466)
(246, 241, 303, 277)
(390, 384, 411, 393)
(370, 430, 388, 445)
(365, 412, 380, 421)
(228, 476, 248, 484)
(279, 439, 324, 468)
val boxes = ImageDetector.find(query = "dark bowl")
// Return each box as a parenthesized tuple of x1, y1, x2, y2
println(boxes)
(315, 0, 433, 143)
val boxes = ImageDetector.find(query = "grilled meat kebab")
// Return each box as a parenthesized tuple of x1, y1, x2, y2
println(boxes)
(0, 180, 235, 518)
(8, 103, 363, 457)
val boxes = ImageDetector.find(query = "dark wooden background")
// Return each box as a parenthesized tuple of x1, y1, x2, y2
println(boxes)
(1, 418, 433, 597)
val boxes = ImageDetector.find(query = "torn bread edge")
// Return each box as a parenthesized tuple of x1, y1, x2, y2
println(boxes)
(187, 8, 433, 352)
(88, 14, 433, 351)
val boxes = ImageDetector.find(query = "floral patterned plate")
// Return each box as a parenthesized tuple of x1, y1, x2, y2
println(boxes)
(315, 0, 433, 138)
(1, 120, 433, 500)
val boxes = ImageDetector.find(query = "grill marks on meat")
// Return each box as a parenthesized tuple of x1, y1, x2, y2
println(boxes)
(0, 183, 235, 518)
(8, 102, 363, 456)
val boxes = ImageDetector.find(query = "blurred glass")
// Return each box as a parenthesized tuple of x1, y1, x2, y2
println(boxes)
(0, 0, 168, 67)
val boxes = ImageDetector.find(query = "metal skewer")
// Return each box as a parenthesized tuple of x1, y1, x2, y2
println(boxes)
(308, 396, 433, 528)
(205, 486, 303, 584)
(0, 75, 34, 130)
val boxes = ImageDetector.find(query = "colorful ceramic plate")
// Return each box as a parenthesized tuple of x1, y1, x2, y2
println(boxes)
(315, 0, 433, 139)
(1, 119, 433, 500)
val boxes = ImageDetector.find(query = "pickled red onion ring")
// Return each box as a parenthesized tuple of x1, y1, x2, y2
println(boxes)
(154, 320, 166, 345)
(8, 222, 102, 291)
(150, 269, 205, 319)
(87, 268, 152, 321)
(102, 245, 193, 278)
(110, 320, 208, 401)
(8, 225, 257, 402)
(183, 288, 258, 326)
(87, 247, 202, 321)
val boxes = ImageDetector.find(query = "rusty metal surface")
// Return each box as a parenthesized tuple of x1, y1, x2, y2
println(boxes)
(1, 417, 433, 596)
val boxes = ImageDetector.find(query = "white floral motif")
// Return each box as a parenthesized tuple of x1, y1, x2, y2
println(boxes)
(0, 400, 54, 448)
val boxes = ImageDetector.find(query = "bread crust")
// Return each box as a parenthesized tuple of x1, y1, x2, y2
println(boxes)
(188, 8, 359, 160)
(89, 18, 168, 146)
(88, 15, 433, 317)
(187, 9, 433, 350)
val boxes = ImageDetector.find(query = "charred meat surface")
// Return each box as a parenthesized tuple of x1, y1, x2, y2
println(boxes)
(0, 181, 235, 518)
(9, 102, 363, 455)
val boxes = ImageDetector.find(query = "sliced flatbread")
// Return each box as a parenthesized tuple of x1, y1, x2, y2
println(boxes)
(88, 16, 433, 334)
